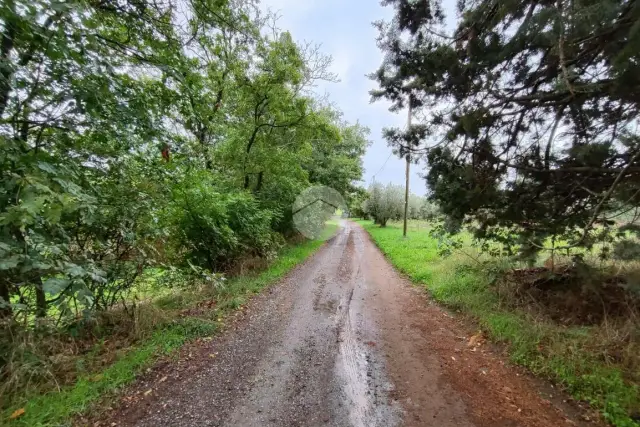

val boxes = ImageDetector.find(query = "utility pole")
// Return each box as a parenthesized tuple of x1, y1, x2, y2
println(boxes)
(403, 99, 412, 238)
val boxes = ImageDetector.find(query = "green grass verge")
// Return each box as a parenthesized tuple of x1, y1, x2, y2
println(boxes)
(5, 237, 328, 427)
(357, 219, 640, 427)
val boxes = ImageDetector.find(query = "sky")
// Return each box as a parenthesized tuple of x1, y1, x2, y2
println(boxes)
(259, 0, 436, 196)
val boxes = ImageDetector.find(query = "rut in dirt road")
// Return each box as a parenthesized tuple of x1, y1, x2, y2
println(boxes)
(108, 222, 592, 427)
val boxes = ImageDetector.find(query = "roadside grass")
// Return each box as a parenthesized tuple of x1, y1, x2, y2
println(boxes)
(3, 235, 328, 427)
(357, 219, 640, 427)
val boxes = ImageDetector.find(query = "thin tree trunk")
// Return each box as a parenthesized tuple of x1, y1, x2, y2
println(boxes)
(255, 171, 263, 192)
(35, 277, 47, 318)
(0, 280, 12, 319)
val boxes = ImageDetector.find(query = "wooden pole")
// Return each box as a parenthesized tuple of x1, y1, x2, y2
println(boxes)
(403, 100, 412, 238)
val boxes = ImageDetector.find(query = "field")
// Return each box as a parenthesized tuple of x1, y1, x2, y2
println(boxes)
(357, 219, 640, 427)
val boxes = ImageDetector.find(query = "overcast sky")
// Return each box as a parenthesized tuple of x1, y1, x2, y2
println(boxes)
(259, 0, 452, 196)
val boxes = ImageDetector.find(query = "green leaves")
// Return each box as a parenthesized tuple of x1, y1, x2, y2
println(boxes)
(373, 0, 640, 258)
(0, 255, 21, 270)
(0, 0, 367, 326)
(37, 162, 57, 174)
(42, 277, 70, 295)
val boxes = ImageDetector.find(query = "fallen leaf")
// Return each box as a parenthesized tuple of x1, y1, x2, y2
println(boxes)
(9, 408, 25, 420)
(467, 332, 483, 348)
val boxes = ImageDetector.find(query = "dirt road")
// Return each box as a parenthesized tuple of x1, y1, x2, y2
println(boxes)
(107, 221, 592, 427)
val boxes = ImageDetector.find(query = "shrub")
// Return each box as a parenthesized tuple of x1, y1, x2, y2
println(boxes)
(168, 173, 281, 271)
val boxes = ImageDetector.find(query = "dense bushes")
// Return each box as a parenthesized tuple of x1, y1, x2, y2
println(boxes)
(0, 0, 369, 410)
(168, 173, 281, 271)
(0, 0, 369, 321)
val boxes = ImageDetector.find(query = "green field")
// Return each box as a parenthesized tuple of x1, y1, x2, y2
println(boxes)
(358, 219, 639, 427)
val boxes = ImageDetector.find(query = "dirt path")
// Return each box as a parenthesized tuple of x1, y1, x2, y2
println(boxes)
(103, 221, 595, 427)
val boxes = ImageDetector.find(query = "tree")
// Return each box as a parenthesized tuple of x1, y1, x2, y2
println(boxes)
(0, 0, 179, 319)
(419, 197, 440, 221)
(305, 112, 371, 197)
(372, 0, 640, 260)
(0, 0, 368, 324)
(408, 194, 423, 220)
(347, 186, 369, 218)
(364, 182, 404, 226)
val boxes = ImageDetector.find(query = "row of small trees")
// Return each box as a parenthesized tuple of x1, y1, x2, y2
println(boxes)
(361, 182, 439, 226)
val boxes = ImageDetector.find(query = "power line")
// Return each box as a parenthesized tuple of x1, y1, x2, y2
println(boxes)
(371, 152, 394, 183)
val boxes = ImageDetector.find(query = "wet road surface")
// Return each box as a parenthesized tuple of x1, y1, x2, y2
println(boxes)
(109, 222, 594, 427)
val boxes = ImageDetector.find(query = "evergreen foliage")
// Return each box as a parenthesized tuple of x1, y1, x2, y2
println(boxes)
(372, 0, 640, 260)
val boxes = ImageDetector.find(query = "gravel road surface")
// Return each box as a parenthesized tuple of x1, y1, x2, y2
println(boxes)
(106, 221, 596, 427)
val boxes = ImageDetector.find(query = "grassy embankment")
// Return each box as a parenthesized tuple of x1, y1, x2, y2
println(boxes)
(3, 223, 338, 427)
(357, 219, 639, 427)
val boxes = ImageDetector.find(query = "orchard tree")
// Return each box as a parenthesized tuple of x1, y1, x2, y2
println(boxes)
(408, 194, 423, 220)
(372, 0, 640, 260)
(419, 197, 440, 221)
(365, 182, 404, 226)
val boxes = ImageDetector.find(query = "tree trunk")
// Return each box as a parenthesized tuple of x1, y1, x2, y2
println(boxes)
(255, 171, 264, 192)
(35, 277, 47, 318)
(0, 280, 12, 319)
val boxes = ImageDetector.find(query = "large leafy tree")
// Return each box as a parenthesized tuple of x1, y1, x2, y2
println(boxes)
(372, 0, 640, 259)
(0, 0, 368, 324)
(0, 0, 179, 319)
(305, 109, 371, 196)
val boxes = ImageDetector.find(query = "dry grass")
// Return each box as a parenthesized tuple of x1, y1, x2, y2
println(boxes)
(0, 301, 178, 410)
